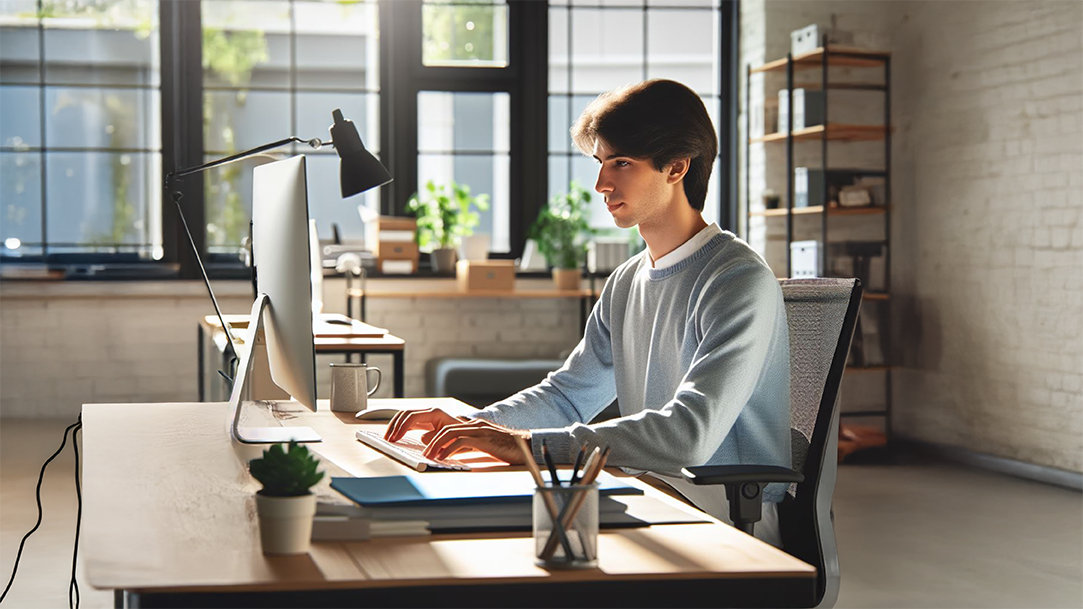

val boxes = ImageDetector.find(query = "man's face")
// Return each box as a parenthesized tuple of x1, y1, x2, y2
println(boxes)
(591, 138, 676, 230)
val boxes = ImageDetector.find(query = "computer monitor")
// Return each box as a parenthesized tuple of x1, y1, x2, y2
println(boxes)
(228, 155, 321, 444)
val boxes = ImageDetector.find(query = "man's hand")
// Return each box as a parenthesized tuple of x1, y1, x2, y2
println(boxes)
(422, 418, 531, 464)
(384, 407, 468, 444)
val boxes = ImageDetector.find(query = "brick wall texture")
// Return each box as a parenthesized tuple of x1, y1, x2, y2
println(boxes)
(746, 0, 1082, 472)
(0, 279, 582, 420)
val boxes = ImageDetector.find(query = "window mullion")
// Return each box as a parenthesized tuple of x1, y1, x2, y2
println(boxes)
(160, 0, 206, 278)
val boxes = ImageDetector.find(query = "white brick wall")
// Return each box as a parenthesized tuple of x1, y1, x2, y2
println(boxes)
(745, 0, 1083, 472)
(0, 278, 583, 419)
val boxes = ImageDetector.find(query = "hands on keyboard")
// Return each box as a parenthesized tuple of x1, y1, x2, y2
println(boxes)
(355, 429, 472, 471)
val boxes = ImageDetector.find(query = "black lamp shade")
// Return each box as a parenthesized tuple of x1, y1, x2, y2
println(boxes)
(330, 109, 392, 198)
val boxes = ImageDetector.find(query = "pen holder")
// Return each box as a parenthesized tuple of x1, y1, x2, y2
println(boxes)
(533, 482, 598, 569)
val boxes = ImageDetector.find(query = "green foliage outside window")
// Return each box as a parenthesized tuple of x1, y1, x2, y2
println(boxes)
(422, 0, 502, 66)
(201, 26, 270, 249)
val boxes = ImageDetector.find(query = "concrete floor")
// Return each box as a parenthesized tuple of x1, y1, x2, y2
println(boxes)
(1, 418, 1081, 608)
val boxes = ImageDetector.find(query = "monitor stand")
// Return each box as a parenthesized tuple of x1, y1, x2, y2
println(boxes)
(228, 294, 322, 445)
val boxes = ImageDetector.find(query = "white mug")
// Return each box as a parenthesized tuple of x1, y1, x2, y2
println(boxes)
(329, 363, 381, 412)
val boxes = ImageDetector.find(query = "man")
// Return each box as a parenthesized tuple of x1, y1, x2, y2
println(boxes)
(386, 79, 791, 544)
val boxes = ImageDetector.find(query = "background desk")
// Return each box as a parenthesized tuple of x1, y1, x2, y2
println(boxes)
(82, 400, 815, 608)
(198, 315, 406, 399)
(345, 278, 596, 333)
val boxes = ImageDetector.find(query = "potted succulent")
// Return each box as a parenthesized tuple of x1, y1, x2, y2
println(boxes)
(406, 180, 490, 275)
(529, 182, 593, 290)
(249, 441, 325, 555)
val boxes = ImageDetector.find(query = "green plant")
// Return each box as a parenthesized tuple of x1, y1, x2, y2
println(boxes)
(529, 182, 593, 269)
(248, 441, 324, 497)
(406, 180, 490, 251)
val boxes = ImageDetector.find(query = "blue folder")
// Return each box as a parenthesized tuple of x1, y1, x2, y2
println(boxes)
(331, 471, 642, 508)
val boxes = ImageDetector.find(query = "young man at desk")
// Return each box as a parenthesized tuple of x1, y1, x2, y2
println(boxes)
(386, 79, 791, 545)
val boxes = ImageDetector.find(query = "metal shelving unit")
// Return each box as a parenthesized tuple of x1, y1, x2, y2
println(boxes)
(746, 42, 893, 445)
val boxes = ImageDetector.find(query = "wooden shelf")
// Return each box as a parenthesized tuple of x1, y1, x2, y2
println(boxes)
(863, 292, 890, 301)
(793, 82, 887, 91)
(750, 123, 887, 144)
(751, 46, 890, 73)
(749, 205, 889, 218)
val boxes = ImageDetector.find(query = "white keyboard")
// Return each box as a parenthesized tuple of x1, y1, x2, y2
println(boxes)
(355, 429, 471, 472)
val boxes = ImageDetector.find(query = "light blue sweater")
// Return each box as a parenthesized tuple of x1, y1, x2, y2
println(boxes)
(473, 231, 791, 503)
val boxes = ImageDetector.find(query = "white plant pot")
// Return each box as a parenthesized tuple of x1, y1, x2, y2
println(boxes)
(255, 493, 317, 555)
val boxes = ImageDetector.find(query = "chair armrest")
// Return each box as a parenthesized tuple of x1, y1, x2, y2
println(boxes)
(680, 465, 804, 486)
(680, 465, 804, 536)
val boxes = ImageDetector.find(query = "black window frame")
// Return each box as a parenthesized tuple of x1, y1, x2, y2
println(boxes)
(1, 0, 737, 277)
(379, 0, 547, 261)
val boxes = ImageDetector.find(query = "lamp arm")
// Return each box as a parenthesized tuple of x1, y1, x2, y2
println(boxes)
(166, 136, 325, 183)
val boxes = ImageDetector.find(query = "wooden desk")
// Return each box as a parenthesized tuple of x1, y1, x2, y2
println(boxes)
(198, 315, 406, 398)
(82, 400, 815, 608)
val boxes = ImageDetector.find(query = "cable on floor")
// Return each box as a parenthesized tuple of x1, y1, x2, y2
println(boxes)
(0, 416, 83, 609)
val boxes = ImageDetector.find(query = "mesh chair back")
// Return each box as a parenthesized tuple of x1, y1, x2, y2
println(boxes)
(779, 278, 862, 608)
(782, 278, 858, 487)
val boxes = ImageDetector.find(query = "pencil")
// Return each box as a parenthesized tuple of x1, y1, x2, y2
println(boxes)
(569, 445, 588, 486)
(541, 440, 561, 487)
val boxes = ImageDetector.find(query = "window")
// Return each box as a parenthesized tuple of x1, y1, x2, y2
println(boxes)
(199, 0, 380, 258)
(549, 0, 727, 234)
(1, 0, 162, 261)
(380, 0, 546, 259)
(1, 0, 735, 273)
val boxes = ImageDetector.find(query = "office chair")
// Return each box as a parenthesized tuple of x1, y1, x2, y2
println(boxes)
(682, 278, 863, 609)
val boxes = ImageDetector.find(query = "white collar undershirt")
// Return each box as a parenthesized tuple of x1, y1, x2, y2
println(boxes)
(650, 223, 723, 270)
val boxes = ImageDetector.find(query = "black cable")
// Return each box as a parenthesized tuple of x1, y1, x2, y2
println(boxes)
(0, 419, 80, 605)
(68, 420, 82, 609)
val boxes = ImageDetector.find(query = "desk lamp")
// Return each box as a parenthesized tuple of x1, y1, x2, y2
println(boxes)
(166, 109, 392, 444)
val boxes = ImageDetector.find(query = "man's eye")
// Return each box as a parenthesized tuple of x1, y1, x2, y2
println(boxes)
(615, 160, 630, 167)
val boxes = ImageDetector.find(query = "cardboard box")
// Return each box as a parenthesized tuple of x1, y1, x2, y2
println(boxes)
(456, 260, 515, 292)
(374, 240, 419, 260)
(380, 259, 417, 275)
(366, 216, 419, 273)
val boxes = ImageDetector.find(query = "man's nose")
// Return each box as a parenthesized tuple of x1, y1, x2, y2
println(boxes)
(595, 169, 612, 194)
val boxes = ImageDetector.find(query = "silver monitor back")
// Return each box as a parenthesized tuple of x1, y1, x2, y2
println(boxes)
(251, 155, 318, 411)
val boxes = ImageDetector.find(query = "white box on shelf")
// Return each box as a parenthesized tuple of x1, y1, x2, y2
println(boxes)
(790, 240, 821, 278)
(791, 24, 820, 56)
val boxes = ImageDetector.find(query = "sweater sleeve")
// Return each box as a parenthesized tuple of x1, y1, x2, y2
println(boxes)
(470, 277, 619, 441)
(530, 261, 785, 474)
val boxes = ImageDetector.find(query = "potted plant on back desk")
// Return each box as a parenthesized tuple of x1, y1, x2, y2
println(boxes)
(249, 441, 325, 555)
(530, 182, 593, 290)
(407, 180, 490, 275)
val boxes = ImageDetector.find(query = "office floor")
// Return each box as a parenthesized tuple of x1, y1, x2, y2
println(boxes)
(1, 418, 1080, 608)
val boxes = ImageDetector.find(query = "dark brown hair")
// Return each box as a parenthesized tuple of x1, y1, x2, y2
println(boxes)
(571, 79, 717, 211)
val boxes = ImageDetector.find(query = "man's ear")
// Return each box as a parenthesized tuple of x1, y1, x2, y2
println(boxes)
(666, 158, 690, 184)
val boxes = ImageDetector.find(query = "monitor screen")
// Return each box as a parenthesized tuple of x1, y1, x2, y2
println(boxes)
(251, 155, 318, 411)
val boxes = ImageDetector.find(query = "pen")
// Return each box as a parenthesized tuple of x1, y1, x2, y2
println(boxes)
(541, 440, 561, 487)
(569, 445, 587, 486)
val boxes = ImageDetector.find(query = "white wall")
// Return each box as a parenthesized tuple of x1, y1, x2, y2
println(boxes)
(889, 0, 1082, 472)
(0, 278, 583, 419)
(744, 0, 1083, 472)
